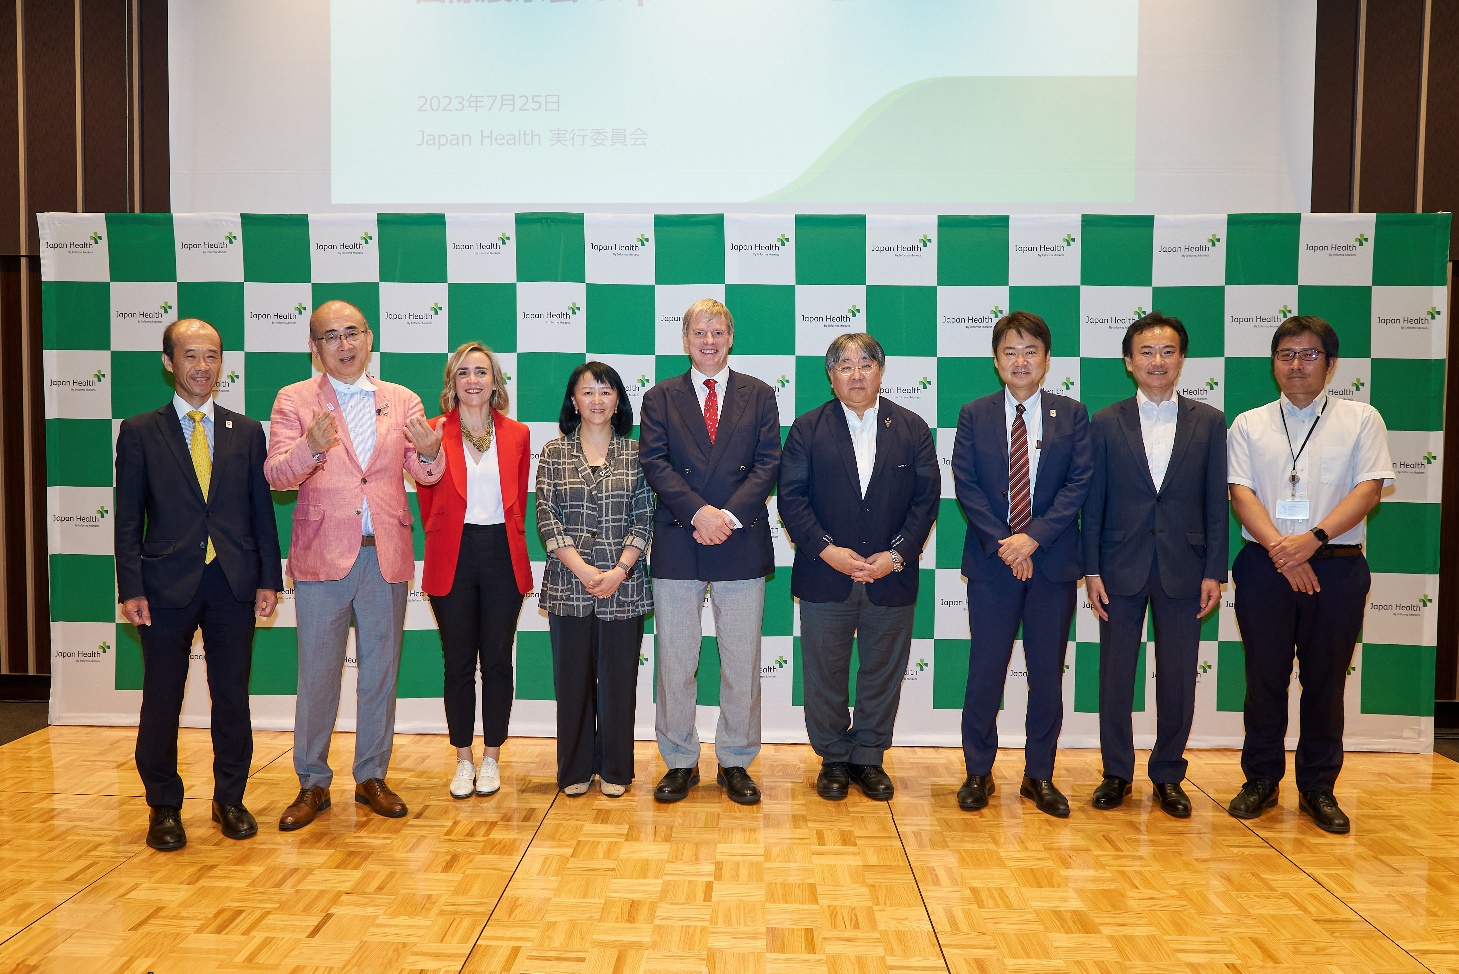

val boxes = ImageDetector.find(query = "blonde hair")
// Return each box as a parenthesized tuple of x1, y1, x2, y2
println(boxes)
(440, 342, 510, 414)
(681, 298, 734, 337)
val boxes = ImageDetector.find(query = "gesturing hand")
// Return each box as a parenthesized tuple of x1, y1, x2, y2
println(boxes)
(306, 410, 340, 456)
(404, 415, 443, 460)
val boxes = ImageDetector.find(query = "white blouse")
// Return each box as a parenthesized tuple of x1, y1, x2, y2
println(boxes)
(463, 438, 506, 525)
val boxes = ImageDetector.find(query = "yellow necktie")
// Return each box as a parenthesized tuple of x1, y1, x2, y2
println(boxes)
(188, 410, 215, 564)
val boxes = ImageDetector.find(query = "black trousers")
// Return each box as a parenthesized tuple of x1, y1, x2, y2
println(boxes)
(135, 559, 256, 808)
(1098, 558, 1200, 784)
(1232, 542, 1370, 791)
(548, 612, 644, 788)
(429, 524, 524, 748)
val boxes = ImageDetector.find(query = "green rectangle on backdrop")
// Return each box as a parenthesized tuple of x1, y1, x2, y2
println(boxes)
(311, 283, 379, 330)
(795, 354, 834, 417)
(935, 497, 968, 572)
(245, 352, 315, 422)
(525, 493, 545, 562)
(1073, 641, 1100, 713)
(937, 215, 1009, 285)
(655, 214, 725, 284)
(1008, 285, 1079, 356)
(1359, 643, 1436, 716)
(763, 570, 793, 638)
(1372, 212, 1451, 286)
(106, 213, 176, 282)
(1225, 213, 1300, 285)
(42, 281, 111, 349)
(1216, 641, 1246, 711)
(932, 638, 969, 709)
(1151, 286, 1225, 358)
(178, 282, 245, 351)
(726, 284, 795, 355)
(515, 212, 585, 282)
(115, 623, 143, 690)
(1366, 502, 1440, 574)
(867, 285, 937, 357)
(448, 283, 517, 352)
(378, 213, 447, 282)
(936, 357, 1001, 428)
(50, 554, 115, 621)
(1297, 286, 1371, 356)
(271, 490, 297, 559)
(1371, 358, 1445, 431)
(46, 419, 115, 487)
(1080, 357, 1136, 416)
(586, 284, 656, 352)
(111, 350, 173, 420)
(1221, 358, 1280, 422)
(378, 351, 448, 412)
(515, 631, 555, 700)
(241, 214, 311, 282)
(517, 351, 585, 423)
(397, 629, 445, 698)
(250, 625, 300, 695)
(795, 215, 866, 285)
(1081, 215, 1154, 286)
(913, 568, 935, 639)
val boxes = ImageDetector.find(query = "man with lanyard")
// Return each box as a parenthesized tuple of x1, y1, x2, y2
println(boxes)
(1226, 315, 1393, 834)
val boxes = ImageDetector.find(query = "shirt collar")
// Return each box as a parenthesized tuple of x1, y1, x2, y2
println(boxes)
(1279, 393, 1326, 420)
(691, 366, 730, 388)
(327, 371, 378, 396)
(172, 394, 214, 423)
(1136, 388, 1179, 417)
(841, 399, 879, 430)
(1005, 387, 1042, 415)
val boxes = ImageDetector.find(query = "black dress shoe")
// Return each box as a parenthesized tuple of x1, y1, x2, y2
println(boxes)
(716, 765, 761, 805)
(212, 801, 258, 839)
(957, 774, 995, 811)
(1298, 789, 1351, 834)
(816, 762, 851, 801)
(1227, 779, 1278, 820)
(847, 764, 894, 801)
(146, 805, 186, 851)
(1019, 776, 1070, 818)
(653, 766, 700, 803)
(1091, 775, 1132, 810)
(1153, 782, 1192, 818)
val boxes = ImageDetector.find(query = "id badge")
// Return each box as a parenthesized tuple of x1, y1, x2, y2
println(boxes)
(1276, 498, 1310, 521)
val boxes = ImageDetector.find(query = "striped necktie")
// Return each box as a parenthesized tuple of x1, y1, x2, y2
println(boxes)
(1008, 403, 1031, 534)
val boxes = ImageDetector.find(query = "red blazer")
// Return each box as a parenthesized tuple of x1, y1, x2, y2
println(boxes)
(417, 408, 532, 597)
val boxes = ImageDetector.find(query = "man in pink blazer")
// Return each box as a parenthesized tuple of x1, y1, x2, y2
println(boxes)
(265, 300, 443, 830)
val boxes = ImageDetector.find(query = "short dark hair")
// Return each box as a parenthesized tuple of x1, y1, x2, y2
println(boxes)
(991, 310, 1052, 355)
(1271, 315, 1339, 359)
(161, 318, 220, 360)
(1122, 311, 1189, 359)
(558, 361, 634, 436)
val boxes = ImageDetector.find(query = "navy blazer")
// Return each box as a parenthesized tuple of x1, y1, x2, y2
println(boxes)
(639, 370, 780, 581)
(952, 390, 1092, 583)
(1081, 395, 1228, 598)
(115, 403, 283, 608)
(779, 397, 939, 606)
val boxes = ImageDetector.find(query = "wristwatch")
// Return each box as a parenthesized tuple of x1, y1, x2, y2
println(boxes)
(889, 551, 905, 573)
(1311, 526, 1329, 546)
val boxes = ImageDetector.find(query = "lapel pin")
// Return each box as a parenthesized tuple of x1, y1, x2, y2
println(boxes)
(884, 416, 892, 427)
(225, 420, 233, 429)
(1050, 409, 1057, 417)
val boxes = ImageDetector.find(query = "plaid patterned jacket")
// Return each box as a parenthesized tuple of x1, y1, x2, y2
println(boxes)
(535, 432, 655, 619)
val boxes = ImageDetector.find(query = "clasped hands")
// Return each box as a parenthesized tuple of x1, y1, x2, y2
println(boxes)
(1267, 531, 1324, 594)
(997, 532, 1038, 581)
(305, 410, 442, 461)
(576, 564, 626, 600)
(691, 505, 737, 545)
(818, 545, 896, 582)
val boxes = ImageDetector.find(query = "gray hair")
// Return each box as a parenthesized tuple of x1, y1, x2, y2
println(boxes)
(824, 333, 886, 373)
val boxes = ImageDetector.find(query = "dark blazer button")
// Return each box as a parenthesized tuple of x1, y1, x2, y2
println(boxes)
(199, 542, 206, 549)
(684, 467, 691, 474)
(1150, 529, 1156, 536)
(739, 465, 746, 471)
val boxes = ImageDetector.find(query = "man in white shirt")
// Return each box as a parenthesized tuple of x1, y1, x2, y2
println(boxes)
(1226, 315, 1394, 834)
(1081, 313, 1228, 818)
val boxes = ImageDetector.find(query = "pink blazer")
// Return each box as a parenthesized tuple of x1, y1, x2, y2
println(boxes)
(265, 373, 444, 583)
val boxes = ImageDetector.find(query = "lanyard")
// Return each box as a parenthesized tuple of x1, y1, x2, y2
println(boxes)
(1278, 394, 1328, 497)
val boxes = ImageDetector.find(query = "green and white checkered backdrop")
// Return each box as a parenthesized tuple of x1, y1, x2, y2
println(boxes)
(39, 211, 1448, 752)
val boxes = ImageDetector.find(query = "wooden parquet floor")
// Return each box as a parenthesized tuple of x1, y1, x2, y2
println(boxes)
(0, 728, 1455, 974)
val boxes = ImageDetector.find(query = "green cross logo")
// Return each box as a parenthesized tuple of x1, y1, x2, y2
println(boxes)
(1424, 451, 1437, 464)
(635, 234, 649, 246)
(776, 233, 789, 246)
(775, 656, 788, 668)
(1278, 304, 1293, 318)
(1060, 377, 1074, 391)
(918, 234, 931, 247)
(918, 376, 931, 390)
(567, 302, 580, 315)
(359, 231, 373, 244)
(1061, 233, 1075, 246)
(1133, 306, 1146, 318)
(636, 374, 650, 388)
(847, 304, 861, 317)
(159, 301, 172, 313)
(1063, 663, 1071, 672)
(95, 505, 108, 518)
(990, 305, 1004, 318)
(1347, 664, 1356, 675)
(1351, 377, 1365, 391)
(294, 302, 307, 315)
(776, 375, 790, 389)
(498, 232, 511, 244)
(638, 653, 647, 666)
(1427, 306, 1441, 320)
(1420, 594, 1433, 607)
(1198, 660, 1212, 674)
(916, 659, 928, 671)
(1205, 377, 1219, 390)
(1207, 234, 1221, 246)
(502, 371, 513, 382)
(1354, 232, 1368, 246)
(227, 370, 239, 382)
(430, 302, 442, 315)
(88, 231, 102, 244)
(92, 370, 105, 382)
(98, 641, 110, 654)
(224, 231, 237, 245)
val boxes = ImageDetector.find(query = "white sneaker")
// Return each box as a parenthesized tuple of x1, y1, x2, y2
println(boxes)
(600, 780, 626, 798)
(449, 759, 476, 799)
(476, 756, 501, 796)
(563, 779, 593, 796)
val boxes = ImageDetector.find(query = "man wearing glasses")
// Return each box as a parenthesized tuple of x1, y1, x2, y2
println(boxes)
(778, 334, 938, 802)
(264, 300, 444, 830)
(1226, 316, 1393, 834)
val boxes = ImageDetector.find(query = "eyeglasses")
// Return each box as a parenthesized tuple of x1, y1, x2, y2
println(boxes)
(1274, 347, 1324, 363)
(834, 363, 877, 378)
(313, 326, 366, 347)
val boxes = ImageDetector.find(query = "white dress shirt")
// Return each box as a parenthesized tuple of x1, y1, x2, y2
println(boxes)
(327, 372, 379, 535)
(1137, 389, 1179, 491)
(463, 437, 506, 525)
(1228, 393, 1394, 545)
(1004, 388, 1044, 499)
(842, 400, 879, 496)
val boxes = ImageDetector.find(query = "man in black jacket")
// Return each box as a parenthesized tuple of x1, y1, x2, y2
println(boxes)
(779, 333, 938, 801)
(114, 318, 282, 850)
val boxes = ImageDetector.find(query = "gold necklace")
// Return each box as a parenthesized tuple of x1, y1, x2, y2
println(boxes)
(462, 419, 494, 453)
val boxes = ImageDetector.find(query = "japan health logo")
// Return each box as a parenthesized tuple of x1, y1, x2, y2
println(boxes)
(180, 232, 237, 253)
(871, 234, 931, 256)
(730, 233, 790, 254)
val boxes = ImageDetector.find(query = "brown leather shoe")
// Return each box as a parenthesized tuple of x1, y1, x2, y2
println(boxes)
(355, 778, 408, 818)
(278, 786, 331, 831)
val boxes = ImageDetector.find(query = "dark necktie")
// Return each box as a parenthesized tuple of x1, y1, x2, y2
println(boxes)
(1009, 403, 1031, 533)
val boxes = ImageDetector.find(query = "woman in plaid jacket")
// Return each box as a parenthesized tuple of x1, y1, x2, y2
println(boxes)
(535, 362, 656, 796)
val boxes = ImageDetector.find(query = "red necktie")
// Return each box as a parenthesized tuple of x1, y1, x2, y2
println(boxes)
(1009, 403, 1031, 533)
(703, 378, 719, 443)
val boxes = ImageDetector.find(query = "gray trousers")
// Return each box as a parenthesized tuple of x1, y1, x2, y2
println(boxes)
(653, 576, 765, 769)
(800, 584, 914, 766)
(293, 545, 408, 788)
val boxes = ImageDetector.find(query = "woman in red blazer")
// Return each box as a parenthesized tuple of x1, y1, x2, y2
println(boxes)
(417, 341, 532, 800)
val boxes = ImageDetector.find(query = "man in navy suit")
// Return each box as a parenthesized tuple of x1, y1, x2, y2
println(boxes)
(779, 334, 938, 802)
(639, 298, 781, 804)
(1081, 312, 1227, 817)
(114, 319, 282, 850)
(952, 311, 1091, 817)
